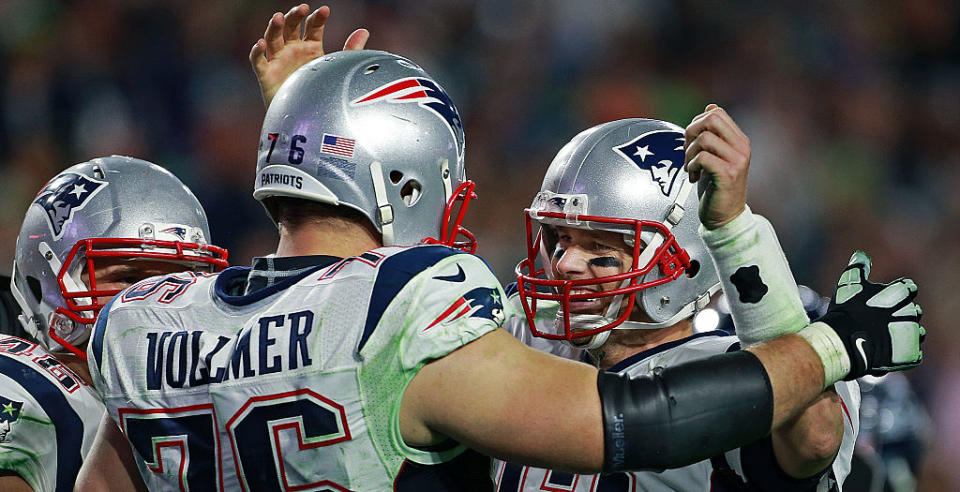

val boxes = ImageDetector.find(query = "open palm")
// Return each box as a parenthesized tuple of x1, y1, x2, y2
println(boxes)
(250, 4, 369, 107)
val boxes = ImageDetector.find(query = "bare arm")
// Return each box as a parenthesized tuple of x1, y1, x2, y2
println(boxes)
(0, 473, 34, 492)
(402, 328, 604, 472)
(402, 328, 837, 473)
(771, 389, 844, 478)
(747, 336, 846, 479)
(686, 104, 844, 477)
(74, 413, 147, 492)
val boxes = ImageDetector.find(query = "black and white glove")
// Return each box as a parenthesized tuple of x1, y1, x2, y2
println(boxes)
(811, 251, 925, 381)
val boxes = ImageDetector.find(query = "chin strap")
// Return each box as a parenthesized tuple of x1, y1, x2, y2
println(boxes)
(370, 161, 395, 246)
(12, 243, 89, 351)
(440, 159, 452, 202)
(561, 315, 612, 350)
(624, 176, 696, 321)
(561, 281, 722, 349)
(39, 241, 91, 350)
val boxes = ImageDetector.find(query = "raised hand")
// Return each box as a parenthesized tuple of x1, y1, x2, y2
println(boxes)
(817, 251, 925, 379)
(249, 4, 370, 107)
(684, 104, 750, 230)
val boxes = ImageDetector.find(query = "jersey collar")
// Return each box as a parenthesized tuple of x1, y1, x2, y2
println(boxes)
(583, 330, 731, 373)
(245, 255, 342, 293)
(214, 255, 342, 306)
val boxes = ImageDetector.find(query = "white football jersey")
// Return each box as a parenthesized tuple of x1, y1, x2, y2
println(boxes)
(88, 245, 505, 491)
(0, 335, 105, 492)
(501, 284, 583, 361)
(497, 296, 860, 492)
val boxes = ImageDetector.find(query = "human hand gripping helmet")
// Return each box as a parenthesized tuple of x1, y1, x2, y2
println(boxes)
(253, 50, 476, 250)
(10, 156, 229, 358)
(515, 119, 721, 349)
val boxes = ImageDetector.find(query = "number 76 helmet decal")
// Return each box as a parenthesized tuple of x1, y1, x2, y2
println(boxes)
(515, 119, 721, 348)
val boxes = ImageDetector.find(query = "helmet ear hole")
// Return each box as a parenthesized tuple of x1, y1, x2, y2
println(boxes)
(685, 259, 700, 278)
(389, 170, 404, 184)
(400, 180, 422, 207)
(26, 276, 43, 303)
(363, 64, 380, 74)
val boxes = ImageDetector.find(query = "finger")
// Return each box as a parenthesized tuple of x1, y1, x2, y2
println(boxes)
(684, 151, 724, 183)
(919, 325, 926, 343)
(713, 106, 749, 141)
(836, 255, 867, 303)
(868, 278, 918, 308)
(893, 302, 922, 319)
(687, 103, 719, 128)
(685, 107, 728, 149)
(888, 320, 923, 362)
(264, 12, 285, 58)
(344, 28, 370, 50)
(686, 108, 741, 148)
(283, 4, 310, 42)
(304, 5, 331, 41)
(249, 39, 268, 74)
(684, 130, 741, 170)
(847, 250, 871, 279)
(689, 103, 721, 127)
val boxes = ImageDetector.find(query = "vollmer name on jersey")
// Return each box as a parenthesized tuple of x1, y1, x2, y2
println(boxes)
(145, 310, 314, 390)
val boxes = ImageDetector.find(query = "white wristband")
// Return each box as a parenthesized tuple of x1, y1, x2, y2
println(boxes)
(797, 322, 851, 388)
(700, 205, 809, 345)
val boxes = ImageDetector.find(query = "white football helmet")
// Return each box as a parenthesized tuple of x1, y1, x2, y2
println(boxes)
(515, 119, 721, 349)
(253, 50, 477, 251)
(10, 156, 228, 357)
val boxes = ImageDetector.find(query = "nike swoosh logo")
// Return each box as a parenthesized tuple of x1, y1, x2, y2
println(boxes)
(433, 264, 466, 283)
(854, 337, 868, 365)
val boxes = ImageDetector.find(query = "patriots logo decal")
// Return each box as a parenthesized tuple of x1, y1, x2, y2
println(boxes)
(160, 226, 187, 240)
(33, 172, 107, 239)
(425, 287, 505, 331)
(351, 77, 465, 158)
(612, 130, 686, 197)
(0, 395, 23, 442)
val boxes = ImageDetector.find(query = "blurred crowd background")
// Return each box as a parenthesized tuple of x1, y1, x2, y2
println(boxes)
(0, 0, 956, 488)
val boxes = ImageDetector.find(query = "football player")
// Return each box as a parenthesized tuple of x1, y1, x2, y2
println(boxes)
(74, 7, 924, 488)
(0, 156, 227, 492)
(499, 116, 864, 491)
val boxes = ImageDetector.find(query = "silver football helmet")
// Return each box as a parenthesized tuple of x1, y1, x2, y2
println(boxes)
(253, 49, 477, 250)
(10, 156, 228, 357)
(515, 119, 721, 348)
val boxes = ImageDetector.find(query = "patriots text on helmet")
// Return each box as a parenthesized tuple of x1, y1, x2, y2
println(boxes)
(260, 172, 304, 189)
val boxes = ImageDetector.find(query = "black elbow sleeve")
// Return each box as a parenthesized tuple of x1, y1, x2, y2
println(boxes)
(598, 350, 774, 472)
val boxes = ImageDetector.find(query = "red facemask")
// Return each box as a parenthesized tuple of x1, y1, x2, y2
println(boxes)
(514, 208, 690, 342)
(422, 180, 478, 253)
(52, 237, 229, 359)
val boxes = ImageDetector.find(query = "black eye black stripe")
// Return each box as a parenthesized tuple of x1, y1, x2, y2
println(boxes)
(589, 257, 621, 268)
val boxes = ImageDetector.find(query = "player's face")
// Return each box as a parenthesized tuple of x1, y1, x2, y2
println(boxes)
(80, 258, 188, 307)
(550, 226, 633, 315)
